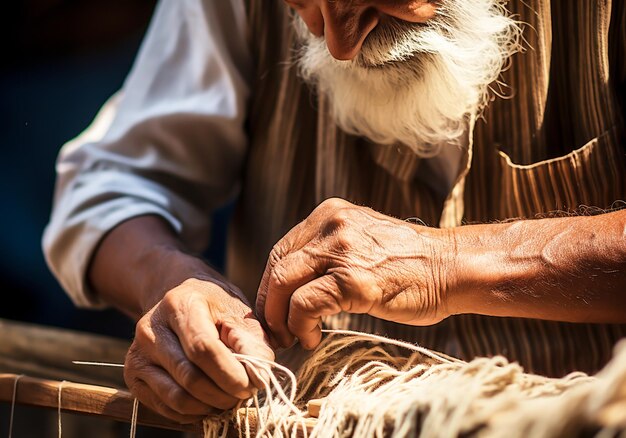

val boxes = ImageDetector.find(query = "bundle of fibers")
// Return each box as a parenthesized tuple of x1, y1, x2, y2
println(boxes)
(203, 330, 626, 438)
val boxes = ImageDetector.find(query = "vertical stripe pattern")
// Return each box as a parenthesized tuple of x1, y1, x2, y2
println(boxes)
(227, 0, 626, 377)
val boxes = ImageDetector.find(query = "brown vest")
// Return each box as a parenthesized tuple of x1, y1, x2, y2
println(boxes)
(226, 0, 626, 376)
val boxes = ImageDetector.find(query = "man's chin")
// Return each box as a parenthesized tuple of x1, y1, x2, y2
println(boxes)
(292, 0, 523, 156)
(301, 67, 458, 154)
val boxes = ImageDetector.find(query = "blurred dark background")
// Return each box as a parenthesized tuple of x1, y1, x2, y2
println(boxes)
(0, 0, 231, 339)
(0, 1, 232, 435)
(0, 0, 157, 338)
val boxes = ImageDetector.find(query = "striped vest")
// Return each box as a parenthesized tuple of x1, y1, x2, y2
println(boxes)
(226, 0, 626, 377)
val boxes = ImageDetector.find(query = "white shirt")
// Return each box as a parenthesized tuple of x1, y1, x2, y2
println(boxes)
(43, 0, 251, 307)
(42, 0, 460, 308)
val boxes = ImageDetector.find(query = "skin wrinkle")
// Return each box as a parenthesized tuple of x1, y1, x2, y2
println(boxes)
(330, 272, 361, 313)
(428, 243, 445, 322)
(355, 221, 443, 322)
(161, 281, 262, 396)
(357, 229, 436, 315)
(379, 267, 429, 324)
(324, 268, 357, 313)
(133, 372, 194, 422)
(263, 199, 626, 355)
(81, 0, 626, 420)
(443, 227, 459, 318)
(271, 200, 451, 344)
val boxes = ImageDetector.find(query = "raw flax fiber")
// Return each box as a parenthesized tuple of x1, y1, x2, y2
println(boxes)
(203, 329, 626, 438)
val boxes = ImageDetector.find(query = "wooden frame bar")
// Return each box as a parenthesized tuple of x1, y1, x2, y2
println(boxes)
(0, 373, 202, 433)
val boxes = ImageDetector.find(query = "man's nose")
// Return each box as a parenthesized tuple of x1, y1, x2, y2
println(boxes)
(321, 3, 380, 60)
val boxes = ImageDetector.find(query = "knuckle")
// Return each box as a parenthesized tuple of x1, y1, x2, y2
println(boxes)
(322, 208, 352, 235)
(290, 292, 314, 314)
(185, 337, 215, 364)
(130, 383, 152, 410)
(265, 244, 285, 280)
(318, 197, 349, 212)
(220, 316, 244, 332)
(133, 320, 154, 345)
(160, 292, 179, 311)
(124, 346, 149, 376)
(333, 231, 353, 252)
(243, 316, 263, 331)
(269, 243, 285, 266)
(332, 269, 358, 297)
(269, 261, 290, 291)
(167, 386, 192, 413)
(175, 361, 201, 389)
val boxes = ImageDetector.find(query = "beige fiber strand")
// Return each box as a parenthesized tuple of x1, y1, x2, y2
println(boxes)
(129, 397, 139, 438)
(8, 374, 23, 438)
(70, 329, 626, 437)
(203, 329, 626, 437)
(58, 380, 66, 438)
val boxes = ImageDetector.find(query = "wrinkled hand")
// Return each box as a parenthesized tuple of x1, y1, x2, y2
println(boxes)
(124, 278, 275, 424)
(256, 198, 453, 350)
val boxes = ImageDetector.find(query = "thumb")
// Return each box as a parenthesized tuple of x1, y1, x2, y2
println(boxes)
(220, 317, 276, 390)
(232, 318, 275, 359)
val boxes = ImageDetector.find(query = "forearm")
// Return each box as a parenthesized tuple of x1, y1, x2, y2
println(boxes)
(88, 215, 228, 320)
(448, 209, 626, 323)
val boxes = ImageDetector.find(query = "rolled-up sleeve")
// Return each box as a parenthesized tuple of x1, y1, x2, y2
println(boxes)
(42, 0, 251, 308)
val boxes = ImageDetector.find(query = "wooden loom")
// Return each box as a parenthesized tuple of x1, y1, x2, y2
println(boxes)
(2, 317, 626, 436)
(0, 318, 324, 435)
(0, 318, 202, 433)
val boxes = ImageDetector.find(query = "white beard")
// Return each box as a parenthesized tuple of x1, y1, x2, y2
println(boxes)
(293, 0, 522, 157)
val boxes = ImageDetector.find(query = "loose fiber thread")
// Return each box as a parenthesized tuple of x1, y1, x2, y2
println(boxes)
(58, 380, 66, 438)
(72, 329, 626, 437)
(203, 330, 626, 438)
(8, 374, 23, 438)
(71, 360, 139, 437)
(129, 398, 139, 438)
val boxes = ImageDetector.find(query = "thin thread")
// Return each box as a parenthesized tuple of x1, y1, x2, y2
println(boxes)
(71, 330, 626, 438)
(8, 374, 24, 438)
(72, 360, 124, 368)
(320, 329, 460, 363)
(203, 329, 626, 438)
(129, 398, 139, 438)
(58, 380, 66, 438)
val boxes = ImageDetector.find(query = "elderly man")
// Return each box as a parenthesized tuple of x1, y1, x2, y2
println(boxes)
(43, 0, 625, 425)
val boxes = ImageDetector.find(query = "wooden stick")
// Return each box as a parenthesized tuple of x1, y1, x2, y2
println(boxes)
(0, 318, 129, 388)
(306, 398, 324, 418)
(0, 373, 202, 433)
(236, 407, 318, 436)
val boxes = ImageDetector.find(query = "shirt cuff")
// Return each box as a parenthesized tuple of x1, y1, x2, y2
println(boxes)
(42, 171, 211, 308)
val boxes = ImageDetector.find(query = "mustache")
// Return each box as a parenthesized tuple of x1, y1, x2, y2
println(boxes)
(356, 16, 432, 68)
(291, 0, 523, 157)
(294, 0, 521, 74)
(292, 13, 434, 69)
